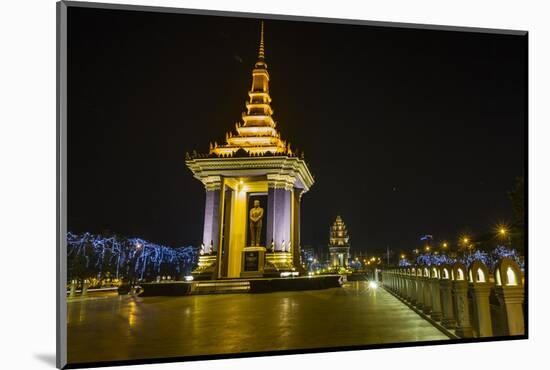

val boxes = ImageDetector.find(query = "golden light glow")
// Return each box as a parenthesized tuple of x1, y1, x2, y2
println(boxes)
(400, 254, 405, 259)
(497, 224, 509, 236)
(425, 246, 430, 252)
(442, 242, 448, 248)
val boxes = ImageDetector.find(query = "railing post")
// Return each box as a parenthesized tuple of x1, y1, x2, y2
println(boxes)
(494, 258, 525, 336)
(468, 260, 493, 337)
(400, 269, 406, 297)
(69, 279, 77, 298)
(422, 267, 432, 314)
(430, 266, 442, 321)
(439, 264, 456, 329)
(412, 268, 419, 305)
(405, 268, 412, 301)
(415, 267, 424, 310)
(81, 279, 89, 296)
(452, 263, 473, 338)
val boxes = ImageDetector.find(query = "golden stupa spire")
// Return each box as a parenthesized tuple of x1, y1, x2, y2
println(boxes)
(258, 21, 265, 61)
(209, 21, 292, 157)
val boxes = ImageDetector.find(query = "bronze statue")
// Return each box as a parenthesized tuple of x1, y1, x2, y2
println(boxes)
(249, 200, 264, 246)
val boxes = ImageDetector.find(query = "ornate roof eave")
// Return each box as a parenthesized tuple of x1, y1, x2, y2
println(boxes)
(186, 156, 314, 192)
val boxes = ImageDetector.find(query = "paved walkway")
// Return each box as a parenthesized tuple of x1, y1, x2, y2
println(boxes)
(67, 281, 448, 364)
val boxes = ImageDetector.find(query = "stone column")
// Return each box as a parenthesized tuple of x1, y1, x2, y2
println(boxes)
(201, 176, 222, 253)
(470, 282, 493, 337)
(468, 261, 493, 337)
(494, 258, 525, 336)
(495, 286, 524, 335)
(422, 268, 432, 314)
(398, 270, 405, 297)
(69, 279, 77, 298)
(266, 175, 294, 252)
(81, 279, 89, 296)
(292, 189, 303, 270)
(430, 268, 443, 321)
(409, 270, 418, 305)
(452, 264, 473, 338)
(415, 269, 424, 310)
(439, 265, 456, 329)
(405, 270, 413, 302)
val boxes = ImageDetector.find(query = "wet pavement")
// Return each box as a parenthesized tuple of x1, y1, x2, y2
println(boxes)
(67, 281, 449, 364)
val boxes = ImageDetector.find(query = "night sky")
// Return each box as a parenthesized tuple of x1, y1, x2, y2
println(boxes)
(67, 6, 526, 256)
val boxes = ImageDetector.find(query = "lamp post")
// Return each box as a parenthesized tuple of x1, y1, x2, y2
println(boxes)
(499, 227, 512, 248)
(131, 242, 142, 294)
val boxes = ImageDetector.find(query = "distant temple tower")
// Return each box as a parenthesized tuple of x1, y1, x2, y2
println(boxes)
(329, 216, 350, 268)
(186, 22, 314, 279)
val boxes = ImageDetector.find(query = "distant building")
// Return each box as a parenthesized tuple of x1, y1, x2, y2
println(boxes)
(301, 245, 315, 263)
(328, 215, 351, 268)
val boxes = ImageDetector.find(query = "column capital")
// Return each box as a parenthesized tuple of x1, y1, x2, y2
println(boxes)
(267, 173, 295, 191)
(202, 176, 222, 191)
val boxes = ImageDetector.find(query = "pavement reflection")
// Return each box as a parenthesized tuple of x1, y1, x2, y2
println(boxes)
(67, 281, 448, 364)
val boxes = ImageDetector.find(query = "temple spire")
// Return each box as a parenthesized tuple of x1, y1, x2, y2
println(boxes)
(208, 20, 293, 157)
(258, 21, 265, 60)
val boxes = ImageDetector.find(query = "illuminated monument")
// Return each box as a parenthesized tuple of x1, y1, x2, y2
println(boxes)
(328, 216, 350, 268)
(186, 22, 314, 279)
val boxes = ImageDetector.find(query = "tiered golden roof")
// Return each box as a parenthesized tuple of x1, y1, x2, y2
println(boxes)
(210, 22, 292, 157)
(330, 215, 350, 246)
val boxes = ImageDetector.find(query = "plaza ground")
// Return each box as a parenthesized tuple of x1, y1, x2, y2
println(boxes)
(67, 281, 449, 364)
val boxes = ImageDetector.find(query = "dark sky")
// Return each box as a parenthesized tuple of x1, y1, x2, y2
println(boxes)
(67, 6, 526, 256)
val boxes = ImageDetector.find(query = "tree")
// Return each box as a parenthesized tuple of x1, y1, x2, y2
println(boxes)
(508, 176, 525, 253)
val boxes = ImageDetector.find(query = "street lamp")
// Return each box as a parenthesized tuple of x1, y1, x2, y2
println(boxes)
(497, 225, 512, 247)
(131, 242, 143, 294)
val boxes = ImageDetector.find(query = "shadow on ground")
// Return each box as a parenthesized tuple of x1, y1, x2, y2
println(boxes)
(34, 353, 56, 367)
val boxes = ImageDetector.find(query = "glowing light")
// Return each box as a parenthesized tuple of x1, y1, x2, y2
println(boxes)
(184, 276, 194, 281)
(368, 281, 378, 289)
(442, 242, 448, 248)
(506, 266, 517, 286)
(476, 268, 486, 283)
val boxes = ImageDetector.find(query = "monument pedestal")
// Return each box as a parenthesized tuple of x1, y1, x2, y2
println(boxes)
(192, 254, 217, 280)
(241, 246, 266, 278)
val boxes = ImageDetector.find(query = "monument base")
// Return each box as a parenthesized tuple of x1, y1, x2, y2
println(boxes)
(241, 246, 266, 278)
(192, 254, 217, 280)
(263, 251, 294, 277)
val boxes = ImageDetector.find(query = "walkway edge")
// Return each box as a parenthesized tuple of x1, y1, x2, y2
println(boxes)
(382, 286, 459, 340)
